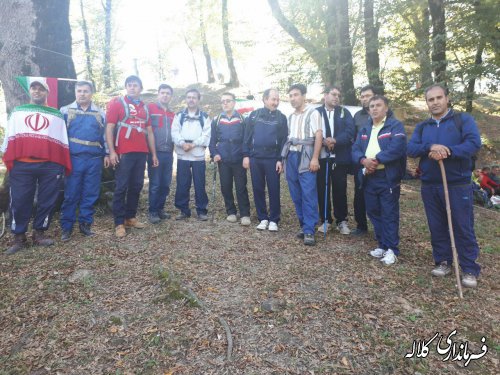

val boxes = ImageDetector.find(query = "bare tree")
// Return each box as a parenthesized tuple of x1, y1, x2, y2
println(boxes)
(102, 0, 112, 89)
(184, 34, 200, 83)
(428, 0, 447, 83)
(80, 0, 94, 86)
(200, 0, 215, 83)
(363, 0, 384, 93)
(222, 0, 239, 87)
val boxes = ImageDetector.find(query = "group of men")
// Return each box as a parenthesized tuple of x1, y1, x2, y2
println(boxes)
(2, 76, 483, 288)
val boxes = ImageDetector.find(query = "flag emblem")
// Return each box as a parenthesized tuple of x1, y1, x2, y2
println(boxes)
(24, 113, 50, 131)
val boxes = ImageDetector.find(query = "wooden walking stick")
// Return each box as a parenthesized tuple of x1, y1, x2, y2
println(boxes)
(438, 159, 464, 299)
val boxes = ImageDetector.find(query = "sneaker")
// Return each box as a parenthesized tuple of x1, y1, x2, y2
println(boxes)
(61, 230, 72, 242)
(240, 216, 251, 226)
(431, 262, 452, 277)
(370, 248, 385, 258)
(32, 230, 54, 247)
(148, 213, 161, 224)
(337, 221, 350, 235)
(124, 218, 146, 229)
(296, 229, 304, 239)
(197, 213, 209, 221)
(175, 212, 190, 220)
(462, 273, 477, 288)
(268, 221, 278, 232)
(256, 220, 269, 230)
(380, 249, 397, 265)
(115, 224, 126, 238)
(5, 233, 28, 255)
(351, 228, 367, 236)
(304, 234, 315, 246)
(79, 222, 95, 236)
(226, 214, 237, 223)
(158, 211, 171, 220)
(317, 222, 331, 233)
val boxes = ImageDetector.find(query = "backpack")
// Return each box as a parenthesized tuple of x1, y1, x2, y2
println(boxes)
(179, 110, 208, 129)
(115, 97, 150, 147)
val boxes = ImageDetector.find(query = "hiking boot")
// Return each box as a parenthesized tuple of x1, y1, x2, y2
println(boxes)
(351, 228, 367, 236)
(32, 230, 54, 247)
(380, 249, 397, 265)
(158, 211, 170, 220)
(370, 247, 385, 258)
(5, 233, 28, 255)
(240, 216, 251, 226)
(317, 222, 331, 233)
(115, 224, 126, 238)
(148, 212, 161, 224)
(296, 229, 304, 239)
(175, 212, 190, 220)
(337, 220, 350, 235)
(61, 230, 72, 242)
(226, 214, 237, 223)
(304, 234, 315, 246)
(79, 222, 95, 237)
(124, 218, 146, 229)
(431, 262, 452, 277)
(462, 273, 477, 288)
(197, 213, 209, 221)
(256, 220, 268, 230)
(268, 221, 278, 232)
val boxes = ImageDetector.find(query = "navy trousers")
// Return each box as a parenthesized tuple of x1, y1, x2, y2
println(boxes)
(249, 157, 280, 223)
(286, 152, 318, 235)
(60, 155, 103, 231)
(148, 151, 173, 215)
(317, 159, 349, 224)
(353, 164, 368, 230)
(112, 152, 147, 225)
(218, 160, 250, 217)
(421, 184, 480, 276)
(175, 159, 208, 216)
(364, 171, 401, 255)
(9, 161, 64, 234)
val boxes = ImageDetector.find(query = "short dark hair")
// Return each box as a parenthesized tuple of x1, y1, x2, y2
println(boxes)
(360, 84, 376, 95)
(125, 75, 143, 89)
(263, 88, 279, 100)
(185, 88, 201, 99)
(288, 83, 307, 95)
(368, 95, 389, 106)
(424, 83, 448, 98)
(221, 92, 235, 100)
(75, 80, 94, 93)
(481, 166, 491, 172)
(324, 86, 341, 94)
(158, 84, 173, 94)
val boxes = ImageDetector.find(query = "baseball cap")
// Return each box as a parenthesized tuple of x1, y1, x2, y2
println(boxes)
(29, 77, 50, 92)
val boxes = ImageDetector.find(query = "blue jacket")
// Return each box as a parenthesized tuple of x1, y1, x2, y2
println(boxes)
(316, 105, 355, 165)
(209, 111, 245, 163)
(60, 101, 106, 157)
(407, 110, 481, 185)
(243, 108, 288, 161)
(352, 112, 407, 186)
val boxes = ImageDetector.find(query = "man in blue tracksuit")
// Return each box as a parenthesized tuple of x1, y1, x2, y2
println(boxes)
(408, 84, 481, 288)
(243, 88, 288, 232)
(352, 95, 407, 265)
(210, 92, 251, 226)
(60, 81, 108, 241)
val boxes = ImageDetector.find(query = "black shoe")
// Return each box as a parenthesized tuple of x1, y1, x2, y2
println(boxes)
(158, 211, 171, 220)
(197, 213, 209, 221)
(175, 212, 190, 220)
(61, 230, 72, 242)
(148, 213, 161, 224)
(79, 222, 95, 237)
(296, 229, 304, 239)
(33, 230, 55, 247)
(5, 233, 28, 255)
(304, 234, 315, 246)
(351, 228, 367, 236)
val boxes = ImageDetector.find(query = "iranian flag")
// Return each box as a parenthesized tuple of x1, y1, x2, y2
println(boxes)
(2, 104, 72, 175)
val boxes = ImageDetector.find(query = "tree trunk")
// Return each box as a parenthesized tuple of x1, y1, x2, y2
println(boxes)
(80, 0, 94, 86)
(465, 41, 485, 112)
(200, 0, 215, 83)
(363, 0, 384, 94)
(102, 0, 112, 89)
(222, 0, 239, 87)
(0, 0, 76, 111)
(184, 35, 200, 83)
(417, 6, 433, 89)
(428, 0, 446, 83)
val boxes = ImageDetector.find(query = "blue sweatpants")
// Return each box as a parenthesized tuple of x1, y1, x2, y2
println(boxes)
(148, 151, 173, 215)
(174, 159, 208, 216)
(421, 184, 480, 276)
(9, 161, 64, 234)
(364, 171, 401, 255)
(60, 154, 103, 231)
(112, 152, 147, 225)
(249, 157, 280, 223)
(286, 152, 318, 235)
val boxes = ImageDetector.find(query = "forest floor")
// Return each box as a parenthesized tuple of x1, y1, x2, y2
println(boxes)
(0, 85, 499, 374)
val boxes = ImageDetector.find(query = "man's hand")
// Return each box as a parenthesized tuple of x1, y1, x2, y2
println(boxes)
(104, 156, 111, 168)
(182, 143, 193, 152)
(276, 161, 283, 174)
(309, 157, 320, 172)
(429, 144, 450, 160)
(152, 155, 159, 167)
(214, 154, 222, 162)
(325, 137, 336, 150)
(362, 157, 379, 174)
(109, 151, 120, 167)
(242, 157, 250, 169)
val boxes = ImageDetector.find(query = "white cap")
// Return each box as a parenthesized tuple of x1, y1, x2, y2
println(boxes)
(29, 77, 50, 92)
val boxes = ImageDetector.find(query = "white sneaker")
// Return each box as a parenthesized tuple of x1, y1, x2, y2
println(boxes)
(226, 214, 237, 223)
(268, 221, 278, 232)
(337, 221, 350, 235)
(370, 248, 385, 258)
(256, 220, 269, 230)
(240, 216, 251, 226)
(380, 249, 397, 265)
(317, 223, 331, 233)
